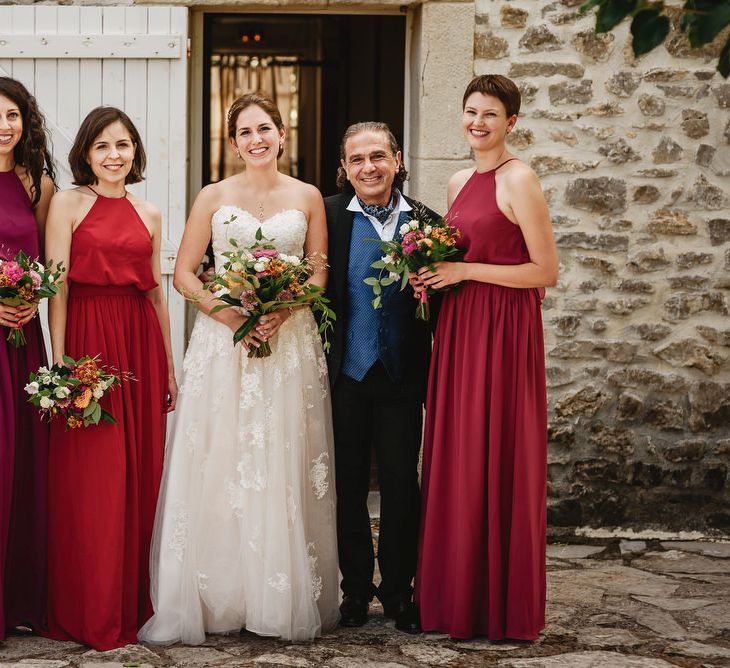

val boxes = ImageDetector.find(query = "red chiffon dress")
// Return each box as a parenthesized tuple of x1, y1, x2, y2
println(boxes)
(46, 193, 167, 650)
(415, 161, 547, 640)
(0, 169, 48, 636)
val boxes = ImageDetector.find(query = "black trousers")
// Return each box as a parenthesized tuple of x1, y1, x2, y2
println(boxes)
(332, 362, 423, 609)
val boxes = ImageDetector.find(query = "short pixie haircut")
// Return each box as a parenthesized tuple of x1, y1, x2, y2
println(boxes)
(68, 106, 146, 185)
(462, 74, 521, 118)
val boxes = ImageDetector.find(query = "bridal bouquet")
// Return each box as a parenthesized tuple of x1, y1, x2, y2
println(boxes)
(366, 206, 461, 320)
(26, 355, 128, 429)
(0, 250, 64, 347)
(207, 224, 335, 358)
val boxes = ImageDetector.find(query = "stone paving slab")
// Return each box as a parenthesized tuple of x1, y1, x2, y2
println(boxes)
(0, 540, 728, 667)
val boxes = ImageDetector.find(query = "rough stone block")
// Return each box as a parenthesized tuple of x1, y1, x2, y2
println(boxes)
(662, 439, 706, 463)
(676, 251, 713, 269)
(687, 175, 729, 210)
(695, 144, 715, 167)
(680, 109, 709, 139)
(707, 219, 730, 245)
(552, 314, 581, 337)
(638, 94, 666, 117)
(549, 130, 579, 146)
(508, 62, 585, 78)
(652, 136, 684, 163)
(663, 292, 728, 321)
(506, 127, 534, 149)
(632, 323, 671, 341)
(519, 24, 562, 52)
(653, 338, 727, 375)
(546, 366, 573, 388)
(549, 80, 594, 105)
(576, 255, 616, 274)
(636, 168, 678, 178)
(548, 340, 603, 359)
(530, 155, 599, 176)
(696, 325, 730, 346)
(517, 81, 538, 104)
(617, 279, 654, 293)
(555, 385, 609, 417)
(598, 138, 640, 163)
(474, 30, 509, 59)
(645, 399, 686, 431)
(616, 391, 643, 421)
(632, 185, 660, 203)
(605, 297, 651, 315)
(500, 5, 528, 28)
(585, 101, 625, 116)
(606, 71, 640, 97)
(668, 276, 708, 291)
(647, 209, 697, 236)
(564, 177, 627, 214)
(628, 247, 670, 272)
(607, 368, 688, 393)
(571, 29, 615, 62)
(712, 83, 730, 108)
(689, 380, 730, 431)
(556, 231, 628, 250)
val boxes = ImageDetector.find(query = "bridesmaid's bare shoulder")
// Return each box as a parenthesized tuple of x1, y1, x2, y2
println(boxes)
(447, 168, 475, 208)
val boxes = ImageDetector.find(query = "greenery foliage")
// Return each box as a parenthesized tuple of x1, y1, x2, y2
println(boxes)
(581, 0, 730, 77)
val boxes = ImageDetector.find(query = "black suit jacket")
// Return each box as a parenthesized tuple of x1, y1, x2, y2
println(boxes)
(323, 191, 440, 398)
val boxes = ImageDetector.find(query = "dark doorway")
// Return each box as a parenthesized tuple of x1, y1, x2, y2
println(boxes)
(203, 13, 406, 195)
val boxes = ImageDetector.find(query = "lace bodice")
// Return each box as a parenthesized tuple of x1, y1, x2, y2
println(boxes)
(211, 207, 308, 270)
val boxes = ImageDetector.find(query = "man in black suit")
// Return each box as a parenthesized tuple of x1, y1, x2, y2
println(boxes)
(323, 122, 438, 634)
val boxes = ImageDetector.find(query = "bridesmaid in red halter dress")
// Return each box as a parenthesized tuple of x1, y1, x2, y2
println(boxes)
(0, 77, 55, 638)
(44, 107, 177, 650)
(413, 75, 558, 640)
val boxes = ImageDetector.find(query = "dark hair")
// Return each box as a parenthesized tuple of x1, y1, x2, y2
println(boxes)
(0, 77, 56, 206)
(336, 121, 408, 192)
(227, 92, 285, 159)
(462, 74, 521, 118)
(68, 107, 146, 185)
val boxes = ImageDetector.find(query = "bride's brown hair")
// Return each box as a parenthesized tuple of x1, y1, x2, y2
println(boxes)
(227, 92, 285, 159)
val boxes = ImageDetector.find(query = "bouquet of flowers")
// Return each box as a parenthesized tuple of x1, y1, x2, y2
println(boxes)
(25, 355, 128, 429)
(207, 223, 336, 358)
(366, 206, 461, 320)
(0, 250, 64, 347)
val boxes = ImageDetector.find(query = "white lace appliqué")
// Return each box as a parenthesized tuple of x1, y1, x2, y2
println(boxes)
(267, 572, 291, 593)
(308, 542, 323, 602)
(167, 501, 189, 562)
(310, 453, 329, 500)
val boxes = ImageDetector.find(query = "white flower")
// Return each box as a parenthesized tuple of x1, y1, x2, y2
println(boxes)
(41, 375, 53, 385)
(24, 381, 39, 395)
(92, 386, 104, 399)
(288, 256, 301, 266)
(253, 262, 266, 273)
(39, 396, 55, 409)
(213, 287, 231, 298)
(424, 225, 433, 235)
(54, 386, 70, 399)
(409, 221, 419, 230)
(37, 366, 49, 375)
(389, 272, 400, 281)
(47, 274, 55, 283)
(399, 223, 410, 236)
(231, 261, 245, 272)
(381, 254, 394, 265)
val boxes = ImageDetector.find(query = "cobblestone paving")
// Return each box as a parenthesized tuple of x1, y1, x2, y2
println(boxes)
(1, 540, 729, 667)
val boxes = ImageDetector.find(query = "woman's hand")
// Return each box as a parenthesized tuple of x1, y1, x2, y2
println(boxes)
(0, 303, 21, 329)
(165, 373, 178, 413)
(255, 309, 291, 341)
(408, 272, 426, 298)
(417, 262, 466, 290)
(16, 301, 39, 327)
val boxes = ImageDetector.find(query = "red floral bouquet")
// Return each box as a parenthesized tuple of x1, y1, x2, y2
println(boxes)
(207, 223, 335, 358)
(0, 250, 64, 347)
(366, 206, 461, 320)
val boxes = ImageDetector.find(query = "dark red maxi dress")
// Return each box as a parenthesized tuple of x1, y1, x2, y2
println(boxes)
(0, 169, 48, 636)
(46, 193, 167, 650)
(415, 162, 547, 640)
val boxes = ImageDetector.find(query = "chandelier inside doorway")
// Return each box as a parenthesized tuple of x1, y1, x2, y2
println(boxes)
(209, 53, 300, 182)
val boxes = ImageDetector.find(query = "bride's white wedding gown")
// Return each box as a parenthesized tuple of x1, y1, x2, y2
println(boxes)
(139, 207, 340, 644)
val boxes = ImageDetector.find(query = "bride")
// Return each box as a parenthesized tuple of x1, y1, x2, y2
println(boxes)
(139, 93, 339, 644)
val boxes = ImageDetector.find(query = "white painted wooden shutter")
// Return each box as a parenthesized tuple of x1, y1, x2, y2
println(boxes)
(0, 5, 188, 375)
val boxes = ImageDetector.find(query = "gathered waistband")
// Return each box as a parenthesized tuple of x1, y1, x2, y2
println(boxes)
(70, 284, 146, 297)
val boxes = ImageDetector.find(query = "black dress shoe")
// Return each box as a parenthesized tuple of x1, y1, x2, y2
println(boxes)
(384, 600, 421, 634)
(339, 594, 369, 627)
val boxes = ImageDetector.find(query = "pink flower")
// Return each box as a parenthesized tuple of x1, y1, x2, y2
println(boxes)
(402, 242, 418, 256)
(252, 248, 279, 259)
(279, 289, 293, 302)
(240, 289, 258, 311)
(29, 270, 42, 289)
(2, 261, 24, 284)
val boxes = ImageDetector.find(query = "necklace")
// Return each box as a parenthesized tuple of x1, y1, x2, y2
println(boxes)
(252, 186, 274, 223)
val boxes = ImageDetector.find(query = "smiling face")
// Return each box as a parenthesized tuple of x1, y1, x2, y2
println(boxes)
(341, 130, 400, 206)
(86, 120, 136, 185)
(230, 104, 285, 167)
(462, 92, 517, 152)
(0, 94, 23, 159)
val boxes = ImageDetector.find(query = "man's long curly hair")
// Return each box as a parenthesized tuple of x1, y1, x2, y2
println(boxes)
(0, 77, 56, 206)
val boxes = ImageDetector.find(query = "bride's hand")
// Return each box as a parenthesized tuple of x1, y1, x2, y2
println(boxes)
(255, 309, 291, 342)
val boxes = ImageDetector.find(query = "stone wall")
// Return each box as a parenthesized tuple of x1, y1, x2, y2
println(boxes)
(472, 0, 730, 532)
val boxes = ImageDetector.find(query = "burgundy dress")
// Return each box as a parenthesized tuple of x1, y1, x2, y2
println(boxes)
(415, 162, 547, 640)
(0, 169, 48, 637)
(46, 193, 167, 650)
